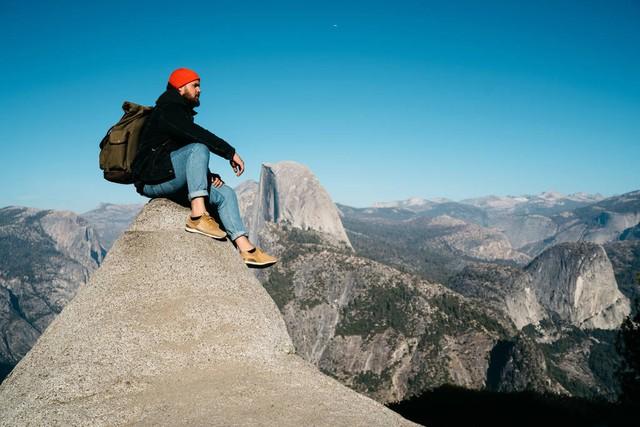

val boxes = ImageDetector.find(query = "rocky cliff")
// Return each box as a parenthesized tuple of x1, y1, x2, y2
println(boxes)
(448, 263, 546, 330)
(449, 242, 630, 331)
(525, 242, 630, 329)
(0, 206, 104, 378)
(0, 199, 414, 426)
(243, 162, 352, 249)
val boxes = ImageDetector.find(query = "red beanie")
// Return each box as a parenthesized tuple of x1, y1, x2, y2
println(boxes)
(168, 68, 200, 89)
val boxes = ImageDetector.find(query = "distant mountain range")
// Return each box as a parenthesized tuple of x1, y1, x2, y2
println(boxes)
(341, 190, 640, 280)
(1, 175, 638, 403)
(374, 191, 605, 215)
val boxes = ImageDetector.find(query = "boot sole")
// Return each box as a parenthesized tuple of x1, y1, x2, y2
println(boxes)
(243, 259, 278, 267)
(185, 226, 227, 240)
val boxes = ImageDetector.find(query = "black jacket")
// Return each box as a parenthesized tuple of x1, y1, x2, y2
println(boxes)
(132, 86, 236, 184)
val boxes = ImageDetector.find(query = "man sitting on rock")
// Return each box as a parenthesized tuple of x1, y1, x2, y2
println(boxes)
(132, 67, 277, 267)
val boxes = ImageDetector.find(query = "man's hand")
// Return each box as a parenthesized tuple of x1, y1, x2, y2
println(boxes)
(230, 153, 244, 176)
(210, 172, 224, 188)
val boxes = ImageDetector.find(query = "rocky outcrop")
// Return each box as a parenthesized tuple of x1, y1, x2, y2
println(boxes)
(447, 264, 545, 330)
(0, 199, 414, 426)
(0, 206, 104, 377)
(525, 242, 630, 329)
(503, 273, 547, 329)
(448, 242, 630, 331)
(245, 162, 352, 248)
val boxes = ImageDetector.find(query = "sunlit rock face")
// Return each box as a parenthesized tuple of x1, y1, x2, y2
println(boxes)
(447, 242, 630, 331)
(524, 242, 630, 330)
(240, 161, 352, 249)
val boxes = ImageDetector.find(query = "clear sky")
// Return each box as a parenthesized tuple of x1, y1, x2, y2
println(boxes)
(1, 0, 638, 212)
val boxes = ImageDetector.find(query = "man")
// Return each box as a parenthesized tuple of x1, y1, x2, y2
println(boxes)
(132, 68, 277, 267)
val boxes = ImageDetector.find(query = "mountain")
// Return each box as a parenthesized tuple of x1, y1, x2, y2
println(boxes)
(525, 242, 630, 329)
(0, 206, 105, 379)
(449, 242, 630, 331)
(0, 199, 414, 426)
(372, 191, 604, 219)
(346, 201, 489, 226)
(241, 161, 352, 249)
(81, 203, 144, 250)
(344, 191, 640, 283)
(461, 191, 605, 216)
(519, 190, 640, 256)
(372, 197, 444, 211)
(338, 206, 528, 285)
(253, 222, 514, 403)
(485, 213, 558, 250)
(369, 192, 617, 254)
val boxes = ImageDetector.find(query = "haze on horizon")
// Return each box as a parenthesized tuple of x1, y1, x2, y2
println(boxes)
(1, 0, 638, 212)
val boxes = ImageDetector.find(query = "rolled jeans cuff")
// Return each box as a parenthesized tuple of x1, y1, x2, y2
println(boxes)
(188, 190, 209, 200)
(228, 230, 248, 241)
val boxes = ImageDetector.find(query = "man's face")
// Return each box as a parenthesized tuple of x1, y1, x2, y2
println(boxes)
(179, 79, 201, 107)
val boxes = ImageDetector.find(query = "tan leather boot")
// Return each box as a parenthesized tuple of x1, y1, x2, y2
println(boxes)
(185, 212, 227, 240)
(239, 247, 278, 267)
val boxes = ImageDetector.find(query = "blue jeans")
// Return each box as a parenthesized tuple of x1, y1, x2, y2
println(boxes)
(142, 143, 248, 240)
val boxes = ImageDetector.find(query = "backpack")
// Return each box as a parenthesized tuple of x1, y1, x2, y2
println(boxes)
(99, 101, 154, 184)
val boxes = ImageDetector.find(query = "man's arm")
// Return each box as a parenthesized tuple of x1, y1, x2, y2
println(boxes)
(160, 103, 236, 160)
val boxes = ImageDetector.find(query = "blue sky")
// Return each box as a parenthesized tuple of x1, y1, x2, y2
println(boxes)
(1, 0, 638, 212)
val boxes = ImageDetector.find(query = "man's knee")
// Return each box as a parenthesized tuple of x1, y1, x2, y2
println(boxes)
(189, 142, 209, 157)
(210, 184, 236, 205)
(217, 184, 236, 200)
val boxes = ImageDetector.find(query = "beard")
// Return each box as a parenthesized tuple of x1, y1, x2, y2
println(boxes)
(182, 92, 200, 107)
(186, 95, 200, 108)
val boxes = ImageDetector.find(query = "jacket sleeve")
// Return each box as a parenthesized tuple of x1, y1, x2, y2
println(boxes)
(160, 103, 236, 160)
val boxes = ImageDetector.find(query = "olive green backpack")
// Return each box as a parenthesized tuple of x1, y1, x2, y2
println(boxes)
(99, 101, 153, 184)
